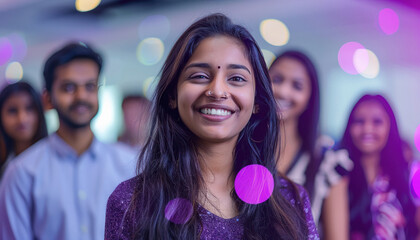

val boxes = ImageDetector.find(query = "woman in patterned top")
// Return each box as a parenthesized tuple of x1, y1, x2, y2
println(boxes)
(269, 50, 353, 239)
(105, 14, 319, 239)
(339, 94, 419, 239)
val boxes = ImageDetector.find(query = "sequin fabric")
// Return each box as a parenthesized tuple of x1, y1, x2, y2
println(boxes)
(105, 177, 319, 239)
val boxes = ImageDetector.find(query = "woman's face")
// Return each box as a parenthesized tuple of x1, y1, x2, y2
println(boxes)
(269, 58, 311, 121)
(176, 35, 256, 144)
(350, 101, 390, 156)
(1, 92, 39, 144)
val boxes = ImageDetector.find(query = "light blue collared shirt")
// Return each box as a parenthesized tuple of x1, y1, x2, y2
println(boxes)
(0, 133, 138, 240)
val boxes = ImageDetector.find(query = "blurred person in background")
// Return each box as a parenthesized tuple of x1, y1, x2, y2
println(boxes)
(118, 95, 151, 148)
(0, 81, 47, 179)
(339, 94, 419, 239)
(269, 50, 352, 240)
(0, 42, 137, 240)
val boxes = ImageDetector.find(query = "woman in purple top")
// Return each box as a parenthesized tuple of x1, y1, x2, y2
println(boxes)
(105, 13, 319, 240)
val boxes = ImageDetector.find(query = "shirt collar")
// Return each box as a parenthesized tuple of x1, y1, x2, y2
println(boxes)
(48, 132, 101, 160)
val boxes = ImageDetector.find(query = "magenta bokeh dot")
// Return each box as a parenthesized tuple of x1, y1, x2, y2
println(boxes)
(164, 198, 193, 224)
(234, 164, 274, 204)
(411, 169, 420, 198)
(415, 124, 420, 153)
(338, 42, 366, 75)
(378, 8, 399, 35)
(0, 38, 13, 66)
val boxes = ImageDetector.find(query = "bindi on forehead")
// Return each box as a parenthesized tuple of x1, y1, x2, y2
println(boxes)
(218, 66, 221, 69)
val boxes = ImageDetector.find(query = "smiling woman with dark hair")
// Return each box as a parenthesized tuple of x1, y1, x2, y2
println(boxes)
(339, 94, 419, 239)
(0, 81, 47, 178)
(105, 14, 318, 239)
(268, 50, 353, 239)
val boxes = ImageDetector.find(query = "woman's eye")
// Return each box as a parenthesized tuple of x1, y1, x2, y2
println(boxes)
(229, 76, 246, 82)
(373, 118, 384, 125)
(189, 74, 208, 80)
(272, 76, 283, 84)
(6, 107, 18, 114)
(353, 118, 364, 125)
(26, 105, 35, 112)
(293, 81, 303, 91)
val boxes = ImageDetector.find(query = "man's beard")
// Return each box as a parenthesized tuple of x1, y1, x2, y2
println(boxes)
(55, 101, 98, 129)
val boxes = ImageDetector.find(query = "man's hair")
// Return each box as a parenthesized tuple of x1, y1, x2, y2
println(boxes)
(43, 42, 103, 92)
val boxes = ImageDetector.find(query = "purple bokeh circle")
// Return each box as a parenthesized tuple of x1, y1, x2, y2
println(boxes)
(164, 198, 193, 224)
(378, 8, 399, 35)
(338, 41, 366, 75)
(411, 169, 420, 198)
(234, 164, 274, 204)
(0, 38, 13, 66)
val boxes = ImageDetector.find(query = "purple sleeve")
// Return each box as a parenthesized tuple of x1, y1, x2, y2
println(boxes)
(105, 179, 135, 240)
(297, 185, 320, 240)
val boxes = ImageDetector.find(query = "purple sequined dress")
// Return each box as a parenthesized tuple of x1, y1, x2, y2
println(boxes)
(105, 177, 319, 239)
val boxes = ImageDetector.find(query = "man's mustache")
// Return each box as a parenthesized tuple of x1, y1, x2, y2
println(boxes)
(69, 102, 93, 111)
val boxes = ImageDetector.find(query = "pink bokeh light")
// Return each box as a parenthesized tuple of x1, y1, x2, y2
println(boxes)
(338, 42, 367, 75)
(378, 8, 399, 35)
(164, 198, 193, 224)
(234, 164, 274, 204)
(0, 38, 13, 66)
(411, 169, 420, 198)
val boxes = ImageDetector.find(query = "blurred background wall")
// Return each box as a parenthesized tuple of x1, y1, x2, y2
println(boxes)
(0, 0, 419, 156)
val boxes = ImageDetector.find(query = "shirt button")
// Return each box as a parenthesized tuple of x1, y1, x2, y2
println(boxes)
(81, 225, 88, 233)
(78, 190, 86, 200)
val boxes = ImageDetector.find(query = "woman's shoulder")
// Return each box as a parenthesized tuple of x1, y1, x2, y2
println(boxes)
(278, 177, 320, 239)
(105, 176, 139, 240)
(278, 177, 309, 205)
(108, 176, 138, 205)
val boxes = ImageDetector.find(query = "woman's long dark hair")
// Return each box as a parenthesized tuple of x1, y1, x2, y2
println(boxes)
(0, 81, 48, 164)
(269, 50, 321, 197)
(339, 94, 417, 238)
(126, 14, 308, 239)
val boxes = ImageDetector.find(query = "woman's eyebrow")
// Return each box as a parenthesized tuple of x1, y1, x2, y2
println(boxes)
(227, 64, 251, 74)
(185, 63, 251, 74)
(184, 63, 211, 70)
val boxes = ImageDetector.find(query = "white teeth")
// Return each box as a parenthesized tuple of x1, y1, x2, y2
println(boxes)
(200, 108, 232, 116)
(276, 99, 292, 109)
(361, 135, 375, 141)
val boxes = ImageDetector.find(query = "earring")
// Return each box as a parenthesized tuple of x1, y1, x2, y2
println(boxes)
(253, 104, 259, 114)
(169, 99, 177, 109)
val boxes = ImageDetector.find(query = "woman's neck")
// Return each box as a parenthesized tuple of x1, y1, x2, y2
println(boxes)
(360, 153, 381, 186)
(197, 139, 235, 186)
(197, 137, 237, 219)
(277, 118, 302, 173)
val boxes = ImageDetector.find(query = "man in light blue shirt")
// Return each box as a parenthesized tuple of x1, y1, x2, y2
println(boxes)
(0, 42, 137, 240)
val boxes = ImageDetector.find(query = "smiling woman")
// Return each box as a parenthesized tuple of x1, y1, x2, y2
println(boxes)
(339, 94, 419, 239)
(105, 13, 319, 239)
(0, 81, 47, 179)
(176, 36, 255, 144)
